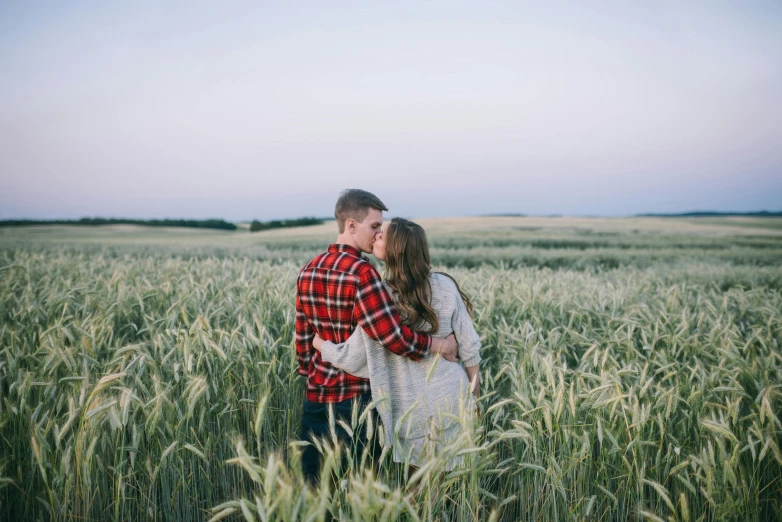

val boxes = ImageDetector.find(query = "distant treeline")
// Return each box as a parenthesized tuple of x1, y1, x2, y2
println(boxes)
(636, 211, 782, 218)
(0, 218, 237, 230)
(250, 217, 324, 232)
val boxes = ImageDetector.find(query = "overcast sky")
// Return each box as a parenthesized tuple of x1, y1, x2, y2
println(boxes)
(1, 1, 780, 220)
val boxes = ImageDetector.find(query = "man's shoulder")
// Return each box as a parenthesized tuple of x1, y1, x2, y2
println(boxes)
(298, 249, 377, 279)
(297, 253, 325, 279)
(353, 257, 380, 277)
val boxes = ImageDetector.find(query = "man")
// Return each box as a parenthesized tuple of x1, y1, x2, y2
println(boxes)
(295, 189, 458, 485)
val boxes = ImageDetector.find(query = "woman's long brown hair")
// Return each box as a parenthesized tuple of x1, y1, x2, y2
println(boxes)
(383, 218, 473, 334)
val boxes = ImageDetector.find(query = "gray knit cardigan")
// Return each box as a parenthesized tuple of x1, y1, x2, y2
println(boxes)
(318, 272, 481, 443)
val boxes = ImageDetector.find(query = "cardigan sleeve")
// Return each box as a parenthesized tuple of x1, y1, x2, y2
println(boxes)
(450, 283, 482, 368)
(317, 327, 371, 379)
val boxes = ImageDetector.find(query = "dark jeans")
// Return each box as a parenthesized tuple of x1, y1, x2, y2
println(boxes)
(300, 393, 380, 486)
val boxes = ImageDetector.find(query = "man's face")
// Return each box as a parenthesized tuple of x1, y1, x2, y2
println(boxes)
(351, 208, 383, 254)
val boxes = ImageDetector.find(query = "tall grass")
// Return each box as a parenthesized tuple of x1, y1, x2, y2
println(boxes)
(1, 231, 781, 520)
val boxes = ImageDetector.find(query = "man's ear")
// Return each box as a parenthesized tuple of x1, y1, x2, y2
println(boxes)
(345, 218, 356, 233)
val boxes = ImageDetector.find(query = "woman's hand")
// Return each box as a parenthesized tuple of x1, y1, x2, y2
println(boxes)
(312, 334, 324, 351)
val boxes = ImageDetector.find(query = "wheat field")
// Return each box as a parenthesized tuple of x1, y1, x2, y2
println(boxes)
(1, 217, 781, 521)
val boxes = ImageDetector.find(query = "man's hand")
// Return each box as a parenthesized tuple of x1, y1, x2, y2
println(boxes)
(312, 334, 324, 351)
(430, 334, 458, 362)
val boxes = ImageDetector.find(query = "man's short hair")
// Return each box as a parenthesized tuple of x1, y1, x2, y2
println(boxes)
(335, 189, 388, 233)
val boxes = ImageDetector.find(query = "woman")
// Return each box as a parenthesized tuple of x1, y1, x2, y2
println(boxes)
(312, 218, 481, 471)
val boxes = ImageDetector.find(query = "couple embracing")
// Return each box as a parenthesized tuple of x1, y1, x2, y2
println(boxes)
(295, 189, 481, 485)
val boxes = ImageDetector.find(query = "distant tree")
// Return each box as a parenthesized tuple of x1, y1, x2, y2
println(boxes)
(247, 217, 323, 233)
(0, 218, 238, 231)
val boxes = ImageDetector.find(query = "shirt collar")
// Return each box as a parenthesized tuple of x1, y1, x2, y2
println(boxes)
(328, 243, 364, 258)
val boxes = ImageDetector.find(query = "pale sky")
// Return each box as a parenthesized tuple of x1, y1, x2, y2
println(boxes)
(1, 1, 781, 220)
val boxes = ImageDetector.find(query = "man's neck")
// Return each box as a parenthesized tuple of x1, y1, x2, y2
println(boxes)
(334, 233, 359, 250)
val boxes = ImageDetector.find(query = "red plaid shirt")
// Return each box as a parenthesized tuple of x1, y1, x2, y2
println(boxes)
(295, 244, 432, 403)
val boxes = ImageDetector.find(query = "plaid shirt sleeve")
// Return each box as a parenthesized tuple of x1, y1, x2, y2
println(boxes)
(295, 292, 314, 376)
(354, 266, 431, 360)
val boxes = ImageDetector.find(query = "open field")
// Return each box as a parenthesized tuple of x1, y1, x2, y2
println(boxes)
(2, 216, 781, 271)
(1, 217, 781, 521)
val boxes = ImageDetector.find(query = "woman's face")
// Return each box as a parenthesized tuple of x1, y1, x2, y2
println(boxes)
(372, 227, 387, 261)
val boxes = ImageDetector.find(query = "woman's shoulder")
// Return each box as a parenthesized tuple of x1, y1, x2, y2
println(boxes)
(429, 272, 460, 297)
